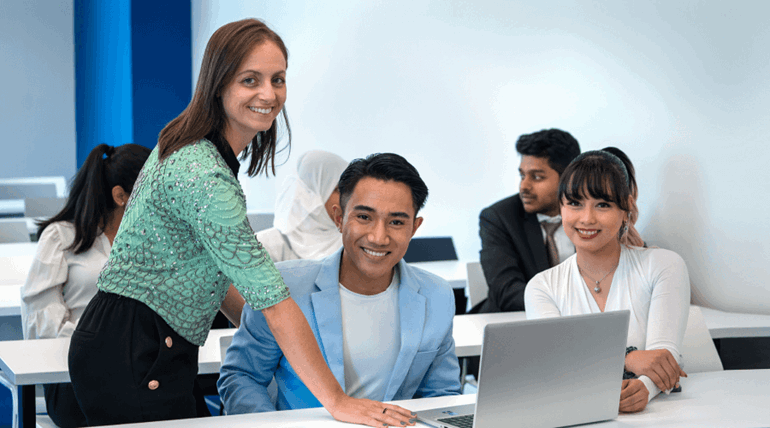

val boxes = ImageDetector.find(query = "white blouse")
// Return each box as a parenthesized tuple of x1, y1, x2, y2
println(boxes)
(525, 246, 690, 402)
(20, 222, 111, 340)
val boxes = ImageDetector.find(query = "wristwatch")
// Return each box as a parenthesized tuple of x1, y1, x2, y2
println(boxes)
(623, 346, 638, 379)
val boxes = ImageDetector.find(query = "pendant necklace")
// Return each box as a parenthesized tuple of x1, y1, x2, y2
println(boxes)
(577, 262, 619, 293)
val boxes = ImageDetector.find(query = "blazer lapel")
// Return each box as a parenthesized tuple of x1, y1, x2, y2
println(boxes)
(524, 213, 550, 272)
(383, 262, 426, 400)
(309, 250, 346, 389)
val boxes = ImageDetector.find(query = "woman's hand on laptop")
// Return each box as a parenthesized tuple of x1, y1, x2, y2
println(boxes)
(619, 379, 648, 413)
(328, 396, 416, 427)
(624, 349, 687, 391)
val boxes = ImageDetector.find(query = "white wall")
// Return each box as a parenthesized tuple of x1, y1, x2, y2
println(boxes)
(0, 1, 76, 180)
(205, 1, 769, 314)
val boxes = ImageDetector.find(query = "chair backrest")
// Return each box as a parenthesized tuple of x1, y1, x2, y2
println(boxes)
(247, 213, 275, 233)
(220, 334, 278, 406)
(466, 261, 489, 310)
(681, 305, 723, 373)
(0, 221, 31, 243)
(0, 183, 57, 200)
(403, 236, 458, 263)
(24, 197, 67, 218)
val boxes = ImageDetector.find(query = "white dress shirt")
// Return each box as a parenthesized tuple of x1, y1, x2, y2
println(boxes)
(20, 221, 111, 339)
(525, 246, 690, 402)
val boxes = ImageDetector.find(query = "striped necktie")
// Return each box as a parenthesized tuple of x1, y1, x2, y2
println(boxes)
(541, 221, 560, 267)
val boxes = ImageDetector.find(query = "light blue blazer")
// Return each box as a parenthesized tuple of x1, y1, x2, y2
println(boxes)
(218, 247, 462, 414)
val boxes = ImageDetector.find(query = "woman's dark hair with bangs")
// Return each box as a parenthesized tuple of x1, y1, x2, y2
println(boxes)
(157, 18, 290, 176)
(558, 150, 644, 247)
(559, 151, 631, 209)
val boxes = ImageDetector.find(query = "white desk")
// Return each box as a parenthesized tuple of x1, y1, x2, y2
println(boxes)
(698, 305, 770, 339)
(409, 260, 467, 290)
(0, 328, 237, 428)
(0, 285, 21, 317)
(452, 312, 526, 357)
(102, 370, 770, 427)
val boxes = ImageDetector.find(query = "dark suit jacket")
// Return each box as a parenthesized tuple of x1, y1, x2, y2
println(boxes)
(473, 194, 550, 313)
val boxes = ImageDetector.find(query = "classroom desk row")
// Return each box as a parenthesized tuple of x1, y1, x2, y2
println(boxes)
(2, 309, 770, 428)
(99, 369, 769, 428)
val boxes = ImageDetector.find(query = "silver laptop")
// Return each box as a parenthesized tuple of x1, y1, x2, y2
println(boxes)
(418, 310, 630, 428)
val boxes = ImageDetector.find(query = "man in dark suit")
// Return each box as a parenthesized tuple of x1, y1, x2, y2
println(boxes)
(473, 129, 581, 313)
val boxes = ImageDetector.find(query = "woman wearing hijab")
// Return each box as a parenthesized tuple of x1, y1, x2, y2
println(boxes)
(257, 150, 348, 262)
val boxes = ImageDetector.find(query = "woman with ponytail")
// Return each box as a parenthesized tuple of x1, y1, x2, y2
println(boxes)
(21, 143, 150, 428)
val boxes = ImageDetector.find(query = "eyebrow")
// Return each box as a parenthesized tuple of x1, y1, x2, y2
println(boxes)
(352, 205, 412, 219)
(237, 69, 285, 76)
(519, 168, 547, 173)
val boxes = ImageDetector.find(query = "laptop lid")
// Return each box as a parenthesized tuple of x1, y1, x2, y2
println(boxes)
(418, 310, 630, 428)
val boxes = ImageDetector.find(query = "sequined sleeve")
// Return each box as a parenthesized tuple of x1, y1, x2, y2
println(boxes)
(165, 146, 290, 311)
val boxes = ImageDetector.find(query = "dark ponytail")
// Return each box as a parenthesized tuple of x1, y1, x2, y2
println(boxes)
(36, 144, 151, 254)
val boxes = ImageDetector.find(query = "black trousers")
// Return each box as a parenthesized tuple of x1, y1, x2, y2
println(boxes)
(68, 291, 200, 426)
(43, 383, 88, 428)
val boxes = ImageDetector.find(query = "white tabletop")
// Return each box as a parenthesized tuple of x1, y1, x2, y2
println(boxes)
(0, 284, 21, 316)
(102, 370, 770, 427)
(452, 312, 527, 357)
(698, 305, 770, 339)
(409, 260, 468, 289)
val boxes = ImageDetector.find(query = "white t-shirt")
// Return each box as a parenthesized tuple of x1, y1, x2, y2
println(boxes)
(339, 271, 401, 400)
(536, 213, 575, 264)
(525, 246, 690, 402)
(21, 221, 111, 340)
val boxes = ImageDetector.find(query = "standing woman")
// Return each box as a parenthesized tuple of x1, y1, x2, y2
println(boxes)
(525, 150, 690, 413)
(67, 19, 413, 427)
(21, 144, 150, 428)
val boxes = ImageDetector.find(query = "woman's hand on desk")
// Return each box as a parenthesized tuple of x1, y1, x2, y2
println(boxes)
(624, 349, 687, 391)
(328, 396, 416, 427)
(619, 379, 648, 413)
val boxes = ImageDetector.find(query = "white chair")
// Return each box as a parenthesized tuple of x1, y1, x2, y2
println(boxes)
(246, 213, 275, 233)
(681, 306, 723, 373)
(0, 220, 31, 243)
(465, 261, 488, 312)
(219, 334, 278, 411)
(24, 198, 66, 218)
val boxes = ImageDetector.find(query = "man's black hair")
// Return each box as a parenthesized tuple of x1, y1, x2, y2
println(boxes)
(515, 128, 581, 175)
(338, 153, 428, 215)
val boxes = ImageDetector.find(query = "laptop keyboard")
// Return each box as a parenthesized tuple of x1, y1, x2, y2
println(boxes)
(437, 414, 474, 428)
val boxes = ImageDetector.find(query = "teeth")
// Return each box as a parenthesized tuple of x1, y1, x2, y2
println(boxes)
(363, 248, 387, 257)
(249, 107, 272, 114)
(578, 229, 597, 236)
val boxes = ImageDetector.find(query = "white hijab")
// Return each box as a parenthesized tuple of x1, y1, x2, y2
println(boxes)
(273, 150, 348, 260)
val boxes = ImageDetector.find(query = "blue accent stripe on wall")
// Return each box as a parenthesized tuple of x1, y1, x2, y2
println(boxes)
(74, 0, 134, 168)
(75, 0, 191, 168)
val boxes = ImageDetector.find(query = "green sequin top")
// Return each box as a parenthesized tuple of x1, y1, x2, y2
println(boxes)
(97, 140, 290, 346)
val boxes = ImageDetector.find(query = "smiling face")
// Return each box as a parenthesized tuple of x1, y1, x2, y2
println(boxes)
(561, 194, 627, 256)
(519, 155, 561, 216)
(333, 177, 423, 295)
(221, 41, 287, 155)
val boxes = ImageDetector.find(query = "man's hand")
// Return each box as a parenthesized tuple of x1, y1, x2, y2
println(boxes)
(625, 349, 687, 391)
(619, 379, 649, 413)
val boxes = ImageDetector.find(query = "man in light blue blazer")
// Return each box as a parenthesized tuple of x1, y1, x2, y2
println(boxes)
(218, 153, 462, 415)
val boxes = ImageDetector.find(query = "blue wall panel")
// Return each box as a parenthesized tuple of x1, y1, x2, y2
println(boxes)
(75, 0, 191, 166)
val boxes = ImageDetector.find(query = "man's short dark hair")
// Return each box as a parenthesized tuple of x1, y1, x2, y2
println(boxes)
(515, 128, 581, 175)
(338, 153, 428, 216)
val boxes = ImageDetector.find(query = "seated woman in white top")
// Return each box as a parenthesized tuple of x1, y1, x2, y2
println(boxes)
(524, 149, 689, 413)
(257, 150, 348, 262)
(21, 143, 150, 428)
